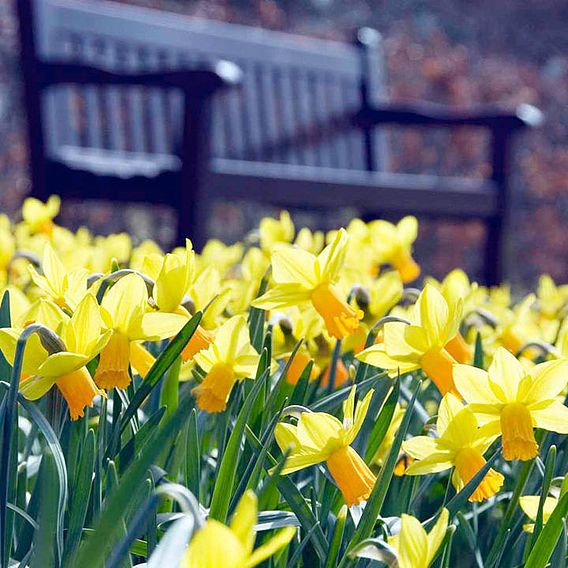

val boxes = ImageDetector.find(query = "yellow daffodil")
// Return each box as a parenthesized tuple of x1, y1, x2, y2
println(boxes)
(95, 273, 185, 390)
(371, 216, 420, 283)
(387, 508, 449, 568)
(537, 275, 568, 321)
(182, 490, 295, 568)
(275, 386, 376, 507)
(520, 494, 559, 533)
(192, 315, 261, 412)
(259, 210, 294, 252)
(0, 293, 110, 419)
(294, 227, 324, 255)
(253, 229, 363, 340)
(453, 347, 568, 461)
(22, 195, 60, 236)
(403, 394, 503, 502)
(28, 243, 88, 311)
(358, 285, 463, 396)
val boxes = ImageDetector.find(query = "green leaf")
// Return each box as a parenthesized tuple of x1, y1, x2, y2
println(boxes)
(208, 368, 270, 523)
(120, 313, 201, 431)
(185, 409, 201, 501)
(30, 449, 59, 568)
(160, 356, 181, 421)
(63, 429, 96, 565)
(364, 381, 399, 463)
(525, 490, 568, 568)
(71, 394, 193, 568)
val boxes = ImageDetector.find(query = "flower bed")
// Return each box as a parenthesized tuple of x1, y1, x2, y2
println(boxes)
(0, 196, 566, 567)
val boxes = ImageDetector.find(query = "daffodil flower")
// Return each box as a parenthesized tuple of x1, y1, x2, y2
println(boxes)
(371, 216, 420, 283)
(259, 210, 294, 252)
(253, 229, 363, 340)
(403, 394, 503, 502)
(387, 508, 449, 568)
(181, 490, 295, 568)
(29, 243, 88, 311)
(22, 195, 60, 236)
(453, 347, 568, 461)
(95, 273, 186, 390)
(520, 494, 559, 532)
(358, 285, 463, 396)
(275, 386, 376, 507)
(0, 293, 110, 419)
(192, 315, 261, 412)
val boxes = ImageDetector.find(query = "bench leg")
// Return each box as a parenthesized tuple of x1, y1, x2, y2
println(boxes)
(179, 95, 212, 251)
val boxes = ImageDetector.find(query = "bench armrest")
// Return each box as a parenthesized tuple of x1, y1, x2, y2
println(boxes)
(354, 101, 544, 131)
(37, 60, 242, 95)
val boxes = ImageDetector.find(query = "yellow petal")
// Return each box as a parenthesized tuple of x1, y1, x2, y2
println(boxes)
(251, 284, 312, 311)
(404, 454, 454, 476)
(524, 359, 568, 405)
(213, 316, 249, 362)
(244, 527, 296, 568)
(36, 352, 88, 378)
(41, 243, 65, 296)
(297, 412, 343, 453)
(279, 450, 327, 475)
(315, 228, 348, 283)
(488, 347, 525, 402)
(137, 311, 187, 341)
(154, 253, 188, 312)
(399, 514, 428, 568)
(66, 293, 103, 355)
(426, 508, 449, 564)
(453, 364, 499, 405)
(343, 388, 374, 446)
(417, 284, 448, 344)
(274, 423, 301, 452)
(342, 386, 356, 429)
(182, 520, 245, 568)
(230, 491, 257, 555)
(19, 374, 56, 400)
(0, 329, 48, 376)
(102, 273, 147, 335)
(520, 496, 558, 524)
(397, 216, 418, 247)
(402, 436, 447, 460)
(531, 401, 568, 434)
(271, 245, 317, 288)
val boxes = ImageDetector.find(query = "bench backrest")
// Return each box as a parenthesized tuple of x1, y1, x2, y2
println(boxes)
(22, 0, 387, 171)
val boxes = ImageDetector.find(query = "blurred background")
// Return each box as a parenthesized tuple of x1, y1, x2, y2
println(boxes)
(0, 0, 566, 286)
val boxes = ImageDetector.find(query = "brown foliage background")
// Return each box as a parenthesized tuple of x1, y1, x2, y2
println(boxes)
(0, 0, 566, 285)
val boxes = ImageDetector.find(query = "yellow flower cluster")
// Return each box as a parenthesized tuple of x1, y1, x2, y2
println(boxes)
(1, 196, 567, 566)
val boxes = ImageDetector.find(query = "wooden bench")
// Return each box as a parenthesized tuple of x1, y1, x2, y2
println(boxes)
(17, 0, 543, 284)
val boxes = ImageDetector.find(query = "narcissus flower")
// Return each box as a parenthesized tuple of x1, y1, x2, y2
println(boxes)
(387, 508, 449, 568)
(95, 273, 185, 390)
(453, 347, 568, 461)
(403, 394, 504, 502)
(181, 490, 295, 568)
(358, 285, 463, 396)
(29, 243, 88, 311)
(275, 386, 376, 507)
(192, 315, 261, 412)
(259, 210, 294, 252)
(520, 494, 559, 533)
(253, 229, 363, 340)
(0, 293, 110, 419)
(372, 216, 420, 283)
(22, 195, 60, 236)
